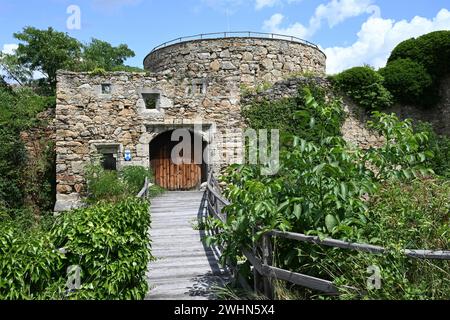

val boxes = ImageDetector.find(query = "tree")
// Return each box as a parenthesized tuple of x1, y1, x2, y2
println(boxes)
(380, 58, 433, 106)
(331, 66, 393, 110)
(80, 38, 136, 71)
(0, 52, 32, 86)
(14, 27, 82, 91)
(0, 75, 12, 92)
(388, 30, 450, 80)
(385, 31, 450, 107)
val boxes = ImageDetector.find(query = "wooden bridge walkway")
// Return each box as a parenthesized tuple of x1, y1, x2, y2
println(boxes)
(145, 191, 229, 300)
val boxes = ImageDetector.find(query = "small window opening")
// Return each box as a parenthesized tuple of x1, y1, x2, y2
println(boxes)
(195, 83, 204, 95)
(143, 93, 160, 110)
(102, 84, 112, 94)
(101, 153, 117, 171)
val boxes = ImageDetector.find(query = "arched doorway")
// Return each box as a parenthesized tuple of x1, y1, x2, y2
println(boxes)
(150, 130, 208, 191)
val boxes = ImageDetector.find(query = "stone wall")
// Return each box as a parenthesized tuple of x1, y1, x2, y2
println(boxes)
(384, 75, 450, 136)
(241, 77, 384, 149)
(144, 37, 326, 86)
(55, 65, 449, 211)
(55, 70, 244, 211)
(55, 37, 327, 211)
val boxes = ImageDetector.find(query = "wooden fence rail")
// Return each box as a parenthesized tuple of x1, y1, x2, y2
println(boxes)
(137, 177, 152, 199)
(204, 172, 450, 298)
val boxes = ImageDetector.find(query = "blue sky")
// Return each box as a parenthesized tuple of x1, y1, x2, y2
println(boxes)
(1, 0, 449, 73)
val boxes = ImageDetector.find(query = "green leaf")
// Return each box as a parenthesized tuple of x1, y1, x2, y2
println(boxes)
(325, 215, 338, 233)
(293, 204, 302, 219)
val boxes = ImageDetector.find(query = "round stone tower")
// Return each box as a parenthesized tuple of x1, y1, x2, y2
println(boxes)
(144, 33, 326, 86)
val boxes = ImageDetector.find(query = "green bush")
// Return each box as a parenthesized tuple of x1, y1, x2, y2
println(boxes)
(325, 179, 449, 300)
(416, 122, 450, 178)
(0, 221, 64, 299)
(0, 198, 152, 300)
(380, 58, 433, 106)
(120, 166, 152, 195)
(332, 66, 393, 110)
(85, 165, 127, 204)
(242, 84, 343, 142)
(0, 128, 27, 208)
(50, 198, 152, 300)
(388, 31, 450, 80)
(85, 164, 163, 203)
(386, 31, 450, 107)
(0, 86, 55, 213)
(208, 90, 446, 300)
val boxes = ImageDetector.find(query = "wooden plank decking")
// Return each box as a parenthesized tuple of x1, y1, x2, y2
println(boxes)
(146, 191, 229, 300)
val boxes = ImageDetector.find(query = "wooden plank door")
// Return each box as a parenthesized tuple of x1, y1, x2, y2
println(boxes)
(151, 141, 202, 191)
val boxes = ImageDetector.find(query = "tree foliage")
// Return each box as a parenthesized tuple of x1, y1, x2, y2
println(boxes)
(385, 31, 450, 107)
(0, 198, 152, 300)
(6, 27, 140, 93)
(0, 51, 33, 86)
(14, 27, 82, 90)
(206, 89, 448, 300)
(380, 58, 433, 105)
(331, 66, 393, 110)
(388, 30, 450, 80)
(80, 38, 136, 71)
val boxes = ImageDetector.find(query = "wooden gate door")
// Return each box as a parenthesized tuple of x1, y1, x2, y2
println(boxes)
(151, 140, 203, 191)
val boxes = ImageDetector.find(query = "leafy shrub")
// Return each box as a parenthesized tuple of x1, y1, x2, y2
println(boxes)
(207, 90, 446, 300)
(415, 122, 450, 178)
(85, 164, 163, 203)
(0, 221, 64, 299)
(242, 85, 343, 142)
(85, 165, 127, 204)
(50, 198, 152, 300)
(0, 198, 152, 300)
(332, 66, 393, 110)
(323, 179, 449, 300)
(380, 58, 433, 105)
(0, 87, 55, 130)
(388, 31, 450, 80)
(366, 112, 434, 181)
(0, 87, 55, 213)
(120, 166, 152, 195)
(386, 31, 450, 107)
(0, 128, 27, 208)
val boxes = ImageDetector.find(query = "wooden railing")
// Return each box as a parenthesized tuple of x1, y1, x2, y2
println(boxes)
(205, 172, 450, 298)
(136, 177, 152, 199)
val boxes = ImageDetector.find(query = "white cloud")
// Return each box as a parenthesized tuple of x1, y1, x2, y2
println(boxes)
(324, 8, 450, 74)
(263, 13, 310, 38)
(256, 0, 279, 10)
(263, 0, 378, 38)
(1, 44, 18, 55)
(313, 0, 379, 28)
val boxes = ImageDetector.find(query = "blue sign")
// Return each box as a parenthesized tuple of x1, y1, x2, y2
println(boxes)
(124, 150, 132, 162)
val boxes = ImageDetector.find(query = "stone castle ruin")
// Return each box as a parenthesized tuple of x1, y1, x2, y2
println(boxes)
(54, 33, 450, 212)
(54, 33, 327, 211)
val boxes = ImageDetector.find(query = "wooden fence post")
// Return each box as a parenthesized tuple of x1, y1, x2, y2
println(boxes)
(262, 233, 274, 299)
(252, 228, 262, 294)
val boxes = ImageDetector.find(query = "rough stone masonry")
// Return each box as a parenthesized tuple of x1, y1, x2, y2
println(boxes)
(54, 36, 327, 211)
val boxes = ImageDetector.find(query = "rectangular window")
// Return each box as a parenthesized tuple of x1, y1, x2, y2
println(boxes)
(143, 93, 160, 110)
(102, 84, 112, 94)
(95, 144, 120, 171)
(195, 83, 204, 95)
(101, 153, 117, 171)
